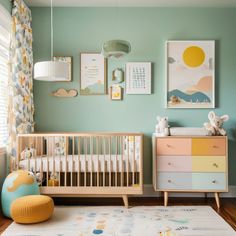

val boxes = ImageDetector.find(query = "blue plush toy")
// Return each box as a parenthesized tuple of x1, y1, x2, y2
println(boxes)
(1, 170, 40, 218)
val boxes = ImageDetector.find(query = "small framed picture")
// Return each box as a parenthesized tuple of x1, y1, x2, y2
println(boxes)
(126, 62, 151, 94)
(166, 40, 215, 108)
(53, 56, 72, 81)
(110, 85, 123, 100)
(80, 53, 107, 95)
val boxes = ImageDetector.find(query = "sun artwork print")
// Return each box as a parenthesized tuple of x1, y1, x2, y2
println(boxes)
(167, 41, 214, 108)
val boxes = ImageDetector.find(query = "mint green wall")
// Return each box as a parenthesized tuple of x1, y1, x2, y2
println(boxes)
(31, 7, 236, 185)
(0, 0, 11, 12)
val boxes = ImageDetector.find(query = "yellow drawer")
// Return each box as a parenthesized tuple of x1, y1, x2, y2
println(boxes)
(192, 156, 226, 172)
(192, 138, 226, 156)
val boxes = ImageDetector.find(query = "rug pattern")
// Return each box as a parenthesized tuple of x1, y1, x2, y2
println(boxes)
(3, 206, 236, 236)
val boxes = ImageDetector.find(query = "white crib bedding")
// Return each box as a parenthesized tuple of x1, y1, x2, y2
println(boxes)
(19, 154, 140, 173)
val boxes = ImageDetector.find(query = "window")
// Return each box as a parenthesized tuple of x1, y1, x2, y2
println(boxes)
(0, 5, 11, 150)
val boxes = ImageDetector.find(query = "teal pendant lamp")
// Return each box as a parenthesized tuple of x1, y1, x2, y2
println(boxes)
(101, 0, 131, 59)
(102, 39, 131, 58)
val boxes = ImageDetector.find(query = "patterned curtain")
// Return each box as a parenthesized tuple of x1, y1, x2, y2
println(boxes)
(8, 0, 34, 169)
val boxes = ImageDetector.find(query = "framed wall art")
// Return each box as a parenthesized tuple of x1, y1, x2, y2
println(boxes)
(53, 56, 72, 82)
(166, 40, 215, 108)
(80, 53, 107, 95)
(110, 85, 123, 100)
(126, 62, 151, 94)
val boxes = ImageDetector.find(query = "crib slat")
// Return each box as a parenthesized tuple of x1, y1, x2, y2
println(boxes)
(78, 136, 81, 187)
(52, 137, 55, 182)
(34, 137, 37, 175)
(109, 137, 111, 187)
(84, 137, 87, 187)
(132, 136, 135, 186)
(90, 136, 93, 187)
(46, 137, 49, 187)
(64, 137, 68, 187)
(103, 137, 105, 187)
(121, 136, 124, 187)
(59, 158, 62, 186)
(71, 136, 74, 187)
(96, 137, 99, 187)
(127, 136, 129, 187)
(115, 136, 118, 187)
(40, 137, 43, 185)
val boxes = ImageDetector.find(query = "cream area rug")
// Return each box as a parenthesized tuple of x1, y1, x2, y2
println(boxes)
(3, 206, 236, 236)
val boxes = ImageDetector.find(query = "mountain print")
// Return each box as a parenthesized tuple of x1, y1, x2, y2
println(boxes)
(168, 89, 211, 103)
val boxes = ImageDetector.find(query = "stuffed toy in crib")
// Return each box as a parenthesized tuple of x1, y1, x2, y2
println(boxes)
(21, 147, 36, 160)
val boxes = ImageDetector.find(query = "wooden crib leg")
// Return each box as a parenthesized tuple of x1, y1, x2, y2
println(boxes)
(122, 195, 129, 208)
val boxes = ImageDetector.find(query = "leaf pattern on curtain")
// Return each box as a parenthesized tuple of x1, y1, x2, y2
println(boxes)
(9, 0, 34, 163)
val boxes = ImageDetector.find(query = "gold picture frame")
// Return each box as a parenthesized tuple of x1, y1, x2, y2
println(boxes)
(110, 85, 123, 100)
(80, 53, 107, 95)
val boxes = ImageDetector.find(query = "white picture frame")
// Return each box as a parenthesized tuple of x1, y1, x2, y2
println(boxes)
(166, 40, 215, 109)
(126, 62, 151, 94)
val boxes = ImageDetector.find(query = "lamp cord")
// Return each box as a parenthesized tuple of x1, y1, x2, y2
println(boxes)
(51, 0, 53, 60)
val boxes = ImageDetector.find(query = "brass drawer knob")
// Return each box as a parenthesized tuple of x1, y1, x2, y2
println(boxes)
(213, 163, 218, 168)
(212, 145, 218, 148)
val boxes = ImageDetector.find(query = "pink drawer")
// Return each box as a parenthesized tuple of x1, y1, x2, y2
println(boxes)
(156, 138, 191, 156)
(157, 156, 192, 172)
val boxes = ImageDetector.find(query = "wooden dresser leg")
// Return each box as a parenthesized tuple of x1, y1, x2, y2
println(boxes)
(214, 192, 220, 209)
(164, 191, 168, 207)
(122, 195, 129, 208)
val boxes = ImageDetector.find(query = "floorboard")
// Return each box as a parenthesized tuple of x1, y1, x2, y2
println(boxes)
(1, 197, 236, 235)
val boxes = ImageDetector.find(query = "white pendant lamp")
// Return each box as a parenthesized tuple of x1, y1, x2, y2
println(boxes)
(34, 0, 69, 81)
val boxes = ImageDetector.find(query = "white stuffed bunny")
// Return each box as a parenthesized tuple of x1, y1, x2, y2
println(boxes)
(155, 116, 169, 136)
(204, 111, 229, 136)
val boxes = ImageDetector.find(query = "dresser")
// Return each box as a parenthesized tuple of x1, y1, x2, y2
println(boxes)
(152, 135, 228, 208)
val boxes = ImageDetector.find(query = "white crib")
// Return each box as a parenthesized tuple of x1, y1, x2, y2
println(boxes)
(14, 133, 143, 207)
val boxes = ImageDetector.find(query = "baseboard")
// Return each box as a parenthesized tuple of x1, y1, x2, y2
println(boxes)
(142, 185, 236, 198)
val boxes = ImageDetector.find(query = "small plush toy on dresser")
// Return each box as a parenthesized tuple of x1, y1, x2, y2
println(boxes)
(155, 116, 169, 137)
(204, 111, 229, 136)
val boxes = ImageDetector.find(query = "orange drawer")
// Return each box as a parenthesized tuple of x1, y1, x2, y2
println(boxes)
(156, 138, 191, 156)
(192, 138, 226, 156)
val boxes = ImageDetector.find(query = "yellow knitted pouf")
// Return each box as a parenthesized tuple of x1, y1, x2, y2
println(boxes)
(10, 195, 54, 224)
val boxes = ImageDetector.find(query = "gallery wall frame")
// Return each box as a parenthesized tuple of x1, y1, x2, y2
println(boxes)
(109, 85, 123, 100)
(53, 56, 73, 82)
(80, 53, 107, 95)
(165, 40, 215, 109)
(126, 62, 151, 94)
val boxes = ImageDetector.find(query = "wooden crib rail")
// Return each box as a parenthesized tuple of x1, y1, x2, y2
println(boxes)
(16, 133, 143, 200)
(16, 132, 143, 207)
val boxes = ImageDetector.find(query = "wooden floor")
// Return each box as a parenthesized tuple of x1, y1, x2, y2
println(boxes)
(1, 197, 236, 235)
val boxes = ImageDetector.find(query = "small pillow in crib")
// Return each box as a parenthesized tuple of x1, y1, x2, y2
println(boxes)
(20, 147, 36, 160)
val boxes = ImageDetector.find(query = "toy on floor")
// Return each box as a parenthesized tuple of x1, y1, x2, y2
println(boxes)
(10, 195, 54, 224)
(155, 116, 170, 136)
(1, 170, 40, 218)
(204, 111, 229, 136)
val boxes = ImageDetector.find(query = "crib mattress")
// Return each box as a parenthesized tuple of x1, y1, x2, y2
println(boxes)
(19, 154, 140, 173)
